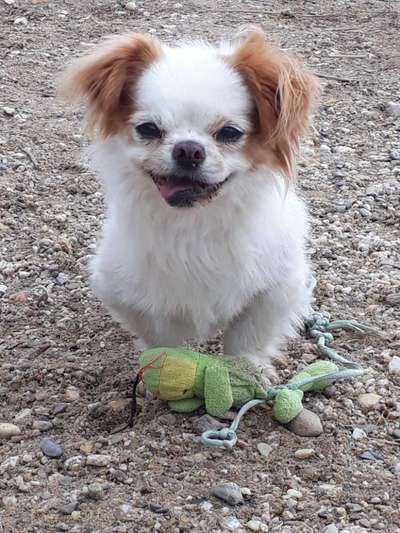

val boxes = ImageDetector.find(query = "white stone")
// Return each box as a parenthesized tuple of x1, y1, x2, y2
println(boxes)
(120, 503, 132, 514)
(389, 356, 400, 375)
(64, 386, 80, 402)
(2, 107, 15, 116)
(352, 428, 367, 440)
(0, 423, 21, 439)
(86, 454, 111, 467)
(14, 17, 28, 25)
(246, 519, 266, 531)
(294, 448, 315, 460)
(222, 516, 242, 530)
(386, 101, 400, 117)
(125, 1, 136, 10)
(14, 408, 32, 422)
(286, 489, 302, 499)
(322, 525, 339, 533)
(199, 500, 213, 512)
(257, 442, 273, 458)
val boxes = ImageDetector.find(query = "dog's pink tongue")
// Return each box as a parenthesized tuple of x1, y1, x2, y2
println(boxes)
(158, 182, 190, 200)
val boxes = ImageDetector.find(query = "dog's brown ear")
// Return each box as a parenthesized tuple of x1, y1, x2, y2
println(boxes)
(228, 29, 319, 181)
(60, 34, 162, 138)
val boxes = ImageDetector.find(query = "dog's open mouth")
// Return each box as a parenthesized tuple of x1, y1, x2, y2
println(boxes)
(150, 173, 229, 207)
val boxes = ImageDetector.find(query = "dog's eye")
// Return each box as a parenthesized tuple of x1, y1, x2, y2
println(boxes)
(135, 122, 162, 140)
(216, 126, 244, 143)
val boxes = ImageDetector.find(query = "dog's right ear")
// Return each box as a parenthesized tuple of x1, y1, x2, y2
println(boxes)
(60, 34, 162, 138)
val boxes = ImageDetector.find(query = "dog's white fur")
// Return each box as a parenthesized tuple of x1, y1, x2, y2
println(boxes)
(64, 31, 317, 377)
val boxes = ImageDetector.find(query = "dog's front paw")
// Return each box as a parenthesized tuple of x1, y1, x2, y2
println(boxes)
(241, 352, 279, 389)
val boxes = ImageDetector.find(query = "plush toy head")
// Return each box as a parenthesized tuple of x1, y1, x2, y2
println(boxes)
(139, 348, 200, 400)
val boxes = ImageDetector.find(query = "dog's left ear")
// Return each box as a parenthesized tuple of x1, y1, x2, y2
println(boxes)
(60, 33, 162, 138)
(228, 29, 319, 180)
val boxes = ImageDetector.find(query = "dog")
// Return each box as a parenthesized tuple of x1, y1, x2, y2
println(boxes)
(62, 28, 319, 381)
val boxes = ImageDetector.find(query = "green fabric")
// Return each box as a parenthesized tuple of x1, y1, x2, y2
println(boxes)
(204, 365, 233, 417)
(289, 361, 338, 391)
(272, 388, 304, 423)
(168, 397, 203, 413)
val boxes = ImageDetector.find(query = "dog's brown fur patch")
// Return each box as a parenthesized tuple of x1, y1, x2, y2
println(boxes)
(60, 34, 162, 138)
(227, 29, 319, 181)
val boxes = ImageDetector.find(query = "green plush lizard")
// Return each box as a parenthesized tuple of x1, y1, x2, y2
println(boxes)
(138, 348, 338, 424)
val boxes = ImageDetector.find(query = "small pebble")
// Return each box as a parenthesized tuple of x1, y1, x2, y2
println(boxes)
(221, 516, 241, 531)
(287, 408, 323, 437)
(386, 101, 400, 117)
(14, 408, 32, 423)
(322, 525, 339, 533)
(2, 495, 17, 507)
(40, 437, 63, 458)
(388, 356, 400, 375)
(64, 455, 84, 470)
(257, 442, 273, 459)
(390, 149, 400, 161)
(120, 503, 132, 514)
(246, 519, 268, 532)
(60, 501, 78, 515)
(357, 393, 381, 412)
(199, 500, 213, 512)
(359, 450, 384, 461)
(241, 487, 251, 498)
(125, 0, 136, 10)
(64, 386, 80, 402)
(3, 107, 15, 116)
(0, 423, 21, 439)
(86, 454, 111, 467)
(53, 403, 67, 415)
(194, 414, 225, 434)
(352, 428, 367, 440)
(210, 482, 243, 506)
(294, 448, 315, 460)
(86, 482, 104, 500)
(33, 420, 53, 432)
(56, 272, 68, 285)
(286, 489, 302, 499)
(14, 17, 28, 25)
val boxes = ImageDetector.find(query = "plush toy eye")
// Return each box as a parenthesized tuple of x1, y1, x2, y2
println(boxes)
(216, 126, 244, 143)
(135, 122, 163, 140)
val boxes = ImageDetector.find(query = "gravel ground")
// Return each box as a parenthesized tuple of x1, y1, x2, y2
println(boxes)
(1, 1, 400, 532)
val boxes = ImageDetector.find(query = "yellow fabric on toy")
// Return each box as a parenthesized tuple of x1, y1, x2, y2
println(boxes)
(159, 355, 197, 400)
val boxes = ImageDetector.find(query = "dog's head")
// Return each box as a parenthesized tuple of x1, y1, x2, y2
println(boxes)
(61, 29, 318, 208)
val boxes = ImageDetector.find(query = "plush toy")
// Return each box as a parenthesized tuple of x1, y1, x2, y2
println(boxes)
(137, 347, 338, 424)
(122, 312, 366, 448)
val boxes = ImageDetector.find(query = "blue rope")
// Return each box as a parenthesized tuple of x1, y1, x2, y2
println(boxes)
(200, 311, 368, 448)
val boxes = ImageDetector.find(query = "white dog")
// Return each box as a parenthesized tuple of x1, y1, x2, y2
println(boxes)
(62, 28, 318, 380)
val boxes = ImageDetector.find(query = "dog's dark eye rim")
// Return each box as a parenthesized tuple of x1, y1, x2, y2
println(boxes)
(215, 125, 244, 143)
(135, 122, 163, 139)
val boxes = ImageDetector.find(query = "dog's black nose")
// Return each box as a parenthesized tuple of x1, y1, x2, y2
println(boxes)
(172, 141, 206, 169)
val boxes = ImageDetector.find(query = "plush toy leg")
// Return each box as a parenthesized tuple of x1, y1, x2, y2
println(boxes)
(204, 366, 234, 417)
(168, 397, 203, 413)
